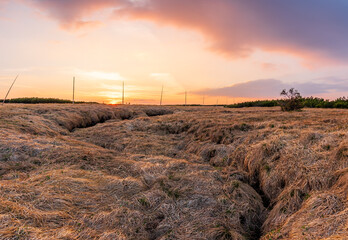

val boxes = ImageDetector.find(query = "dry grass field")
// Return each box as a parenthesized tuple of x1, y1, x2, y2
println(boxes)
(0, 104, 347, 240)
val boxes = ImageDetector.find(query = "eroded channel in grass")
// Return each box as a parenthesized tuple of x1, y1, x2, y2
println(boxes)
(71, 107, 348, 239)
(70, 110, 277, 239)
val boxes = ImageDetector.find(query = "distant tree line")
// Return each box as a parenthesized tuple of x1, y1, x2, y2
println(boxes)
(226, 96, 348, 109)
(1, 97, 96, 104)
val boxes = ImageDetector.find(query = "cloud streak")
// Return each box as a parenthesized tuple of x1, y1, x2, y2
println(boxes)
(26, 0, 122, 29)
(23, 0, 348, 62)
(193, 78, 348, 98)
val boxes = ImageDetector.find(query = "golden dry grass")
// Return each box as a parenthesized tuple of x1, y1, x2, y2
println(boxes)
(0, 104, 347, 239)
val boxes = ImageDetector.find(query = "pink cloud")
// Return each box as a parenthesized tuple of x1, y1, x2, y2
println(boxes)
(0, 0, 9, 9)
(24, 0, 348, 62)
(260, 63, 279, 71)
(0, 0, 10, 20)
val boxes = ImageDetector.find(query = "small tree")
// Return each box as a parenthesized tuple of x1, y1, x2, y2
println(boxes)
(279, 88, 304, 111)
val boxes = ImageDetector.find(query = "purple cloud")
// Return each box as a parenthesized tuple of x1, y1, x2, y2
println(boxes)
(193, 78, 348, 98)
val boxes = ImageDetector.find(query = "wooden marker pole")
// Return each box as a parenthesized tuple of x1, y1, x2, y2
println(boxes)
(2, 75, 19, 105)
(122, 81, 125, 104)
(73, 77, 75, 104)
(160, 85, 163, 106)
(185, 91, 187, 106)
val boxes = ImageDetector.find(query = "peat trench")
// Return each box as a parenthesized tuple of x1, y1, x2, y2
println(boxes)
(69, 113, 273, 240)
(69, 108, 175, 132)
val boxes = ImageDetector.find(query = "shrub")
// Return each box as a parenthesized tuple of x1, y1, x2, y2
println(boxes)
(278, 88, 304, 111)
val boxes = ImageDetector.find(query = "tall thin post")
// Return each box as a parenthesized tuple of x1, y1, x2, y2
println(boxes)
(160, 85, 164, 106)
(216, 98, 219, 106)
(185, 91, 187, 106)
(72, 77, 75, 104)
(122, 81, 125, 105)
(2, 75, 19, 105)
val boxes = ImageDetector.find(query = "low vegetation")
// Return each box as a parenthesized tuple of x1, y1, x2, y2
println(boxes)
(227, 96, 348, 109)
(1, 97, 95, 104)
(0, 104, 347, 239)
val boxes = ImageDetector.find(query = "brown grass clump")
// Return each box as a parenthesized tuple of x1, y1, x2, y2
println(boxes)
(0, 104, 347, 239)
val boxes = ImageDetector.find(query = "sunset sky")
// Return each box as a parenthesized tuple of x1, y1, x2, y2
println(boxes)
(1, 0, 348, 104)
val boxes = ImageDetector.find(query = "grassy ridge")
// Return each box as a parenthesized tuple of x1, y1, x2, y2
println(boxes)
(226, 97, 348, 109)
(1, 97, 97, 104)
